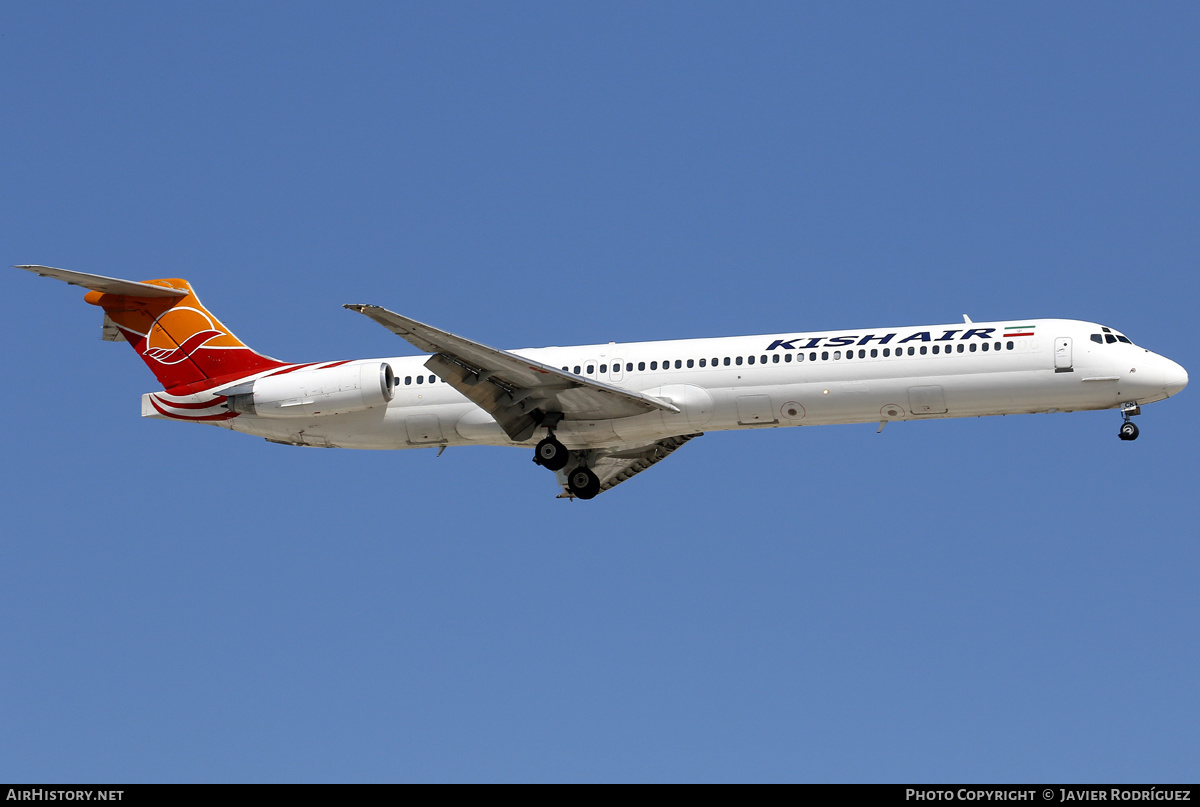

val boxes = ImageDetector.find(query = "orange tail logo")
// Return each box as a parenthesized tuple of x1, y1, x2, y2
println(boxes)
(141, 307, 227, 364)
(85, 278, 286, 391)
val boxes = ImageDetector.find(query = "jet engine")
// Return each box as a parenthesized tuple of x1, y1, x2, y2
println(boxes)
(226, 362, 394, 418)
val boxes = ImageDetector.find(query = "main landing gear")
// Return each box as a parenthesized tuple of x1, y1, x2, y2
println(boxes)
(1118, 402, 1140, 441)
(566, 465, 601, 500)
(531, 428, 602, 499)
(533, 434, 570, 471)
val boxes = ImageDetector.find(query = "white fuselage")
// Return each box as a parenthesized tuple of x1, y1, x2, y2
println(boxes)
(145, 318, 1188, 450)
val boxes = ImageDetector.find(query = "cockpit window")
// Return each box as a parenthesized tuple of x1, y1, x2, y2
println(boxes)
(1095, 327, 1134, 346)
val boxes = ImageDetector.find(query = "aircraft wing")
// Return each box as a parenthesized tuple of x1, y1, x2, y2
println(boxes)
(555, 434, 701, 498)
(345, 304, 679, 442)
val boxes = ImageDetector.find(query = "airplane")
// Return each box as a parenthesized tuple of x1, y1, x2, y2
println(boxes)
(17, 265, 1188, 500)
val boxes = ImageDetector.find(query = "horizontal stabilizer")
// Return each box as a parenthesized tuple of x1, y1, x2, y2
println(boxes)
(18, 265, 286, 390)
(16, 265, 187, 298)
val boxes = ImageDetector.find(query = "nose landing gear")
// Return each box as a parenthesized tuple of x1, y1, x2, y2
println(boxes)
(1118, 402, 1141, 441)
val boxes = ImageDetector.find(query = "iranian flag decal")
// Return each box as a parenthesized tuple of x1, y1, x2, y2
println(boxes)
(1004, 325, 1036, 337)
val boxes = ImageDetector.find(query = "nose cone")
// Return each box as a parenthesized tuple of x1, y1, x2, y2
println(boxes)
(1164, 359, 1188, 397)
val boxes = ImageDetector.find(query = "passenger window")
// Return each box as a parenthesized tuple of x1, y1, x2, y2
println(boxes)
(675, 360, 682, 369)
(883, 348, 890, 357)
(600, 364, 607, 373)
(573, 365, 581, 374)
(626, 363, 633, 371)
(1007, 341, 1014, 350)
(957, 344, 965, 353)
(845, 350, 852, 360)
(405, 376, 412, 385)
(650, 361, 657, 370)
(981, 343, 988, 352)
(686, 359, 694, 368)
(761, 356, 767, 364)
(821, 351, 829, 361)
(416, 376, 424, 384)
(736, 356, 743, 366)
(724, 357, 731, 366)
(748, 356, 755, 365)
(430, 375, 436, 383)
(587, 365, 595, 373)
(920, 346, 927, 355)
(809, 352, 817, 361)
(797, 353, 804, 362)
(994, 342, 1001, 351)
(907, 347, 915, 356)
(784, 354, 792, 363)
(871, 349, 878, 358)
(834, 351, 842, 360)
(699, 358, 706, 367)
(932, 345, 939, 354)
(773, 354, 780, 363)
(638, 362, 645, 371)
(969, 343, 977, 353)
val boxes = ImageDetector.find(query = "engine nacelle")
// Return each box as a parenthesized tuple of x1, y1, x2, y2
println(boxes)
(227, 362, 394, 418)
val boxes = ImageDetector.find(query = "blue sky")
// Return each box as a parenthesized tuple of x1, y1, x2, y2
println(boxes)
(3, 3, 1197, 783)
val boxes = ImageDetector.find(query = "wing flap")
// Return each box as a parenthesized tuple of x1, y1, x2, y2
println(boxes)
(424, 353, 549, 442)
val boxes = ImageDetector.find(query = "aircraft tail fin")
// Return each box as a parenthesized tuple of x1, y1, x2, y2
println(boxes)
(18, 265, 287, 392)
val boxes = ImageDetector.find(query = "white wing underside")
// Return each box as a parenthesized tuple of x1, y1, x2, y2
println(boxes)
(345, 304, 680, 442)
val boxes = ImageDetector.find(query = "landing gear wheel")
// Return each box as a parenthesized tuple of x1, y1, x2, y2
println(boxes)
(1118, 421, 1139, 441)
(534, 436, 569, 471)
(567, 466, 601, 500)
